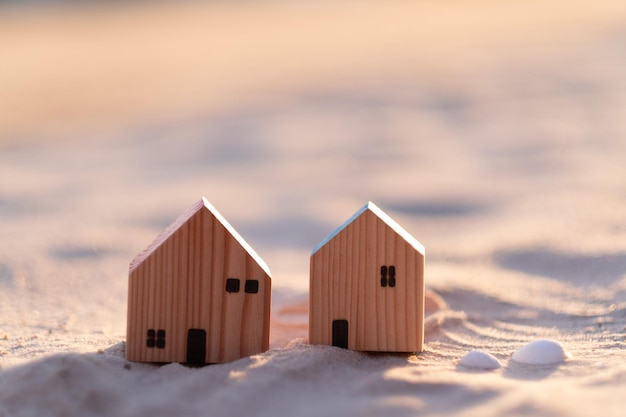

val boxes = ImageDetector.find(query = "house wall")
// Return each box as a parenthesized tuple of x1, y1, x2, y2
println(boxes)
(127, 208, 270, 364)
(309, 210, 424, 352)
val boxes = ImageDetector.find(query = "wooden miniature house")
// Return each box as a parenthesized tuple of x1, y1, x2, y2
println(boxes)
(309, 202, 425, 352)
(126, 197, 271, 365)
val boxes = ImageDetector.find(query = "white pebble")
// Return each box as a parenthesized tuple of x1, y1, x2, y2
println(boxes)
(512, 339, 571, 365)
(459, 349, 502, 369)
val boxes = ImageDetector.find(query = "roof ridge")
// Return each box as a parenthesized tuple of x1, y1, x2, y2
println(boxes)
(200, 197, 272, 278)
(311, 201, 424, 255)
(129, 198, 271, 277)
(129, 199, 204, 272)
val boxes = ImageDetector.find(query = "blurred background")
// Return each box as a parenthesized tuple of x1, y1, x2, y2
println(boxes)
(1, 0, 626, 342)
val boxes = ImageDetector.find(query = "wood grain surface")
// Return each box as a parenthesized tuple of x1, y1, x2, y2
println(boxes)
(127, 199, 271, 364)
(310, 203, 424, 352)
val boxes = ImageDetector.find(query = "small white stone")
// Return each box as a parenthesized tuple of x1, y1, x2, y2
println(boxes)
(459, 349, 502, 369)
(512, 339, 571, 365)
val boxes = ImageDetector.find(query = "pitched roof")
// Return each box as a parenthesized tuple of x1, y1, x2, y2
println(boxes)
(311, 201, 425, 255)
(129, 197, 271, 277)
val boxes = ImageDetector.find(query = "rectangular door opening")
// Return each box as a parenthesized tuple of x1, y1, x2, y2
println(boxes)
(332, 320, 349, 349)
(186, 329, 206, 365)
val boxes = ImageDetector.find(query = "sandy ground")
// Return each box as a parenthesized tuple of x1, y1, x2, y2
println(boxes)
(1, 1, 626, 416)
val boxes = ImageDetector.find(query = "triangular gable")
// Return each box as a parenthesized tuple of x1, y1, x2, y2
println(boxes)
(311, 201, 425, 255)
(200, 197, 272, 278)
(129, 199, 203, 272)
(130, 197, 271, 277)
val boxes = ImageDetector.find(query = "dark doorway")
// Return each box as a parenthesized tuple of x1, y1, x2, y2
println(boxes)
(186, 329, 206, 365)
(332, 320, 349, 349)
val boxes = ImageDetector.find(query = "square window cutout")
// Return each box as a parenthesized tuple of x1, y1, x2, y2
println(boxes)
(245, 279, 259, 294)
(226, 278, 240, 293)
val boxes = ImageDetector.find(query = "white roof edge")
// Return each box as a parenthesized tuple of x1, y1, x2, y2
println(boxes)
(202, 197, 272, 278)
(129, 199, 203, 272)
(311, 203, 369, 254)
(311, 201, 425, 255)
(366, 201, 425, 254)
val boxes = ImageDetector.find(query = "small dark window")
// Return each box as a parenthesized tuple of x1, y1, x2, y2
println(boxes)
(245, 279, 259, 294)
(226, 278, 240, 293)
(147, 328, 166, 348)
(380, 265, 396, 288)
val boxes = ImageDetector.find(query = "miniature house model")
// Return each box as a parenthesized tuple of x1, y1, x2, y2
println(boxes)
(309, 202, 425, 352)
(126, 197, 271, 365)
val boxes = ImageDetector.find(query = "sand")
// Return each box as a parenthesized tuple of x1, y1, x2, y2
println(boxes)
(1, 1, 626, 416)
